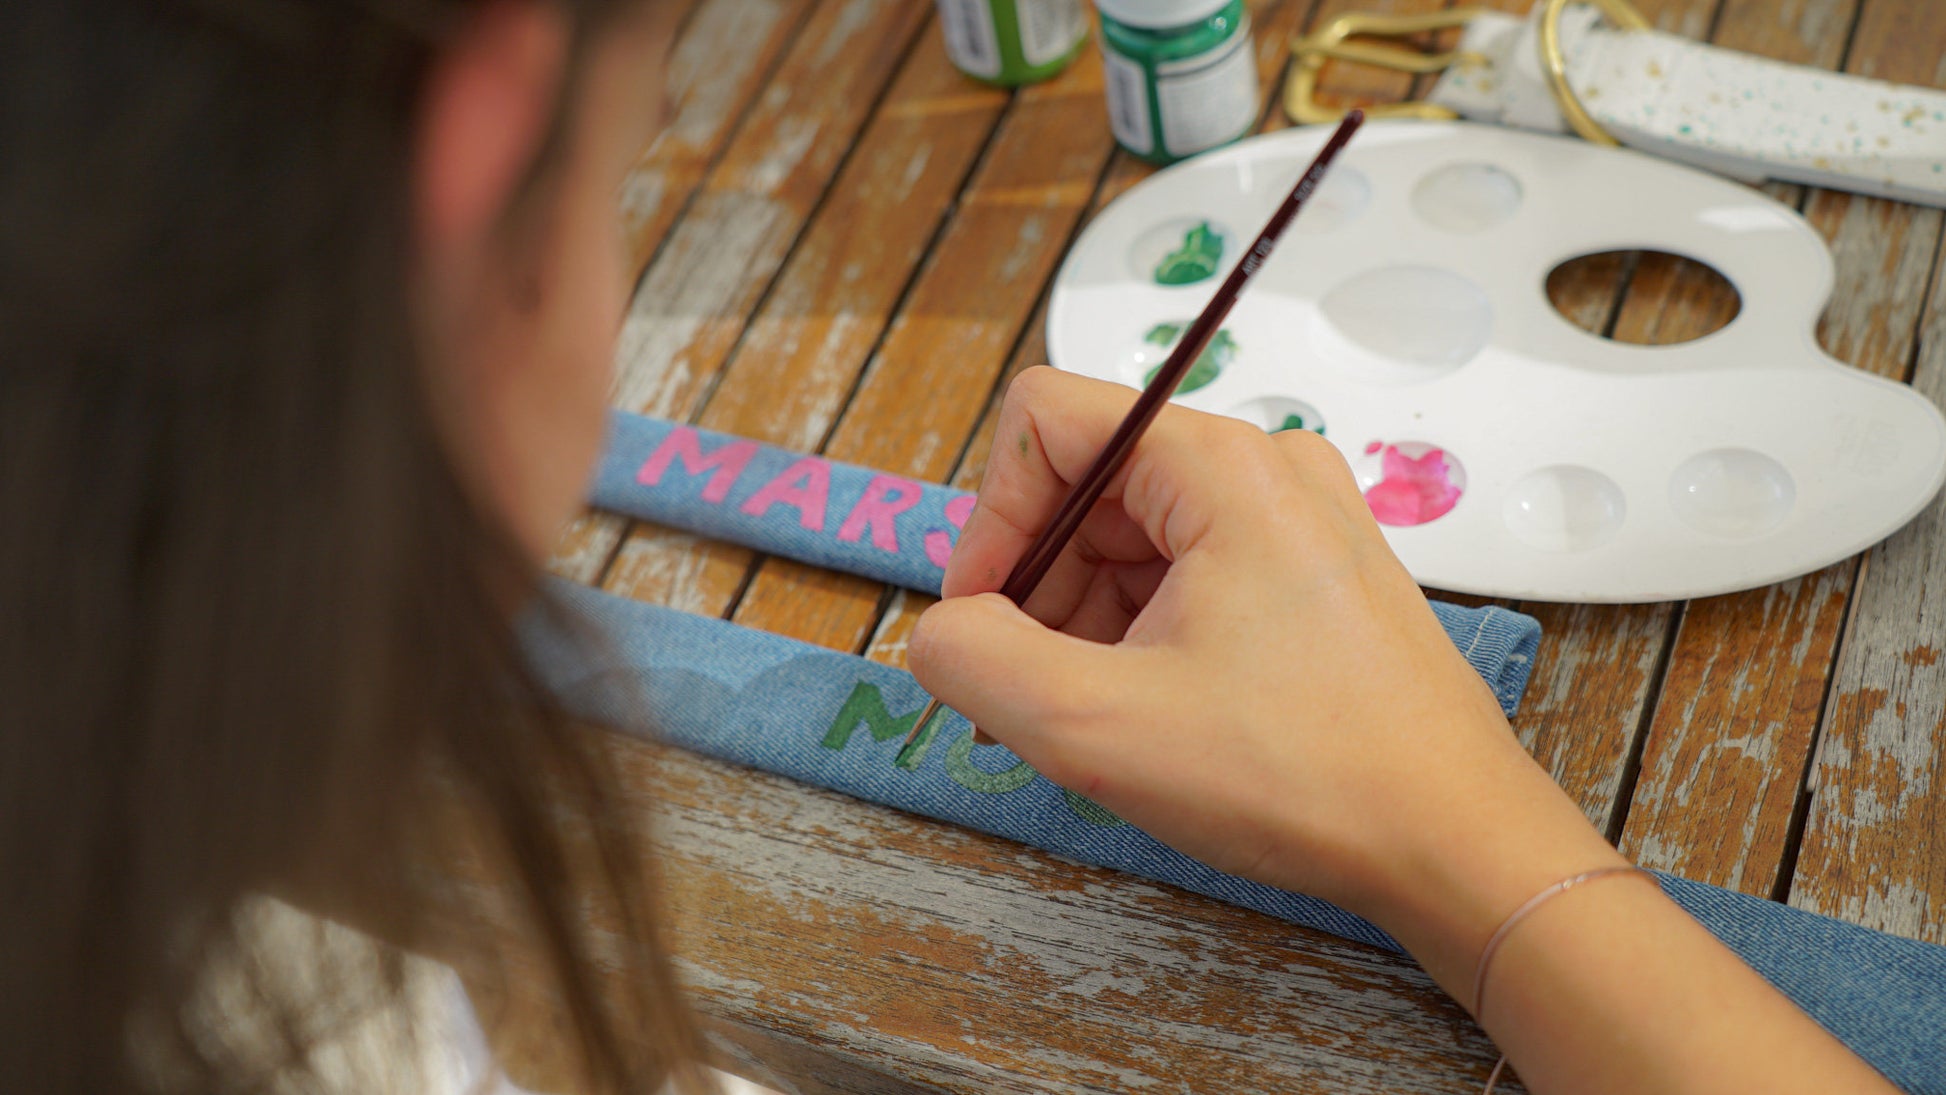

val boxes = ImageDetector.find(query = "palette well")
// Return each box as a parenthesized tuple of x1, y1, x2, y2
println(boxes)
(1047, 120, 1946, 603)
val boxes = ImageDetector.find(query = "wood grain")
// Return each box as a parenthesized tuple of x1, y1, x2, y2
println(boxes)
(620, 0, 803, 276)
(626, 739, 1505, 1095)
(1790, 234, 1946, 944)
(553, 0, 939, 582)
(602, 21, 1014, 615)
(553, 0, 812, 583)
(1618, 570, 1852, 891)
(724, 39, 1124, 652)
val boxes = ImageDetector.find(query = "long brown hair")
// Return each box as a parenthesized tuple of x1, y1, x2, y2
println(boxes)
(0, 1, 705, 1091)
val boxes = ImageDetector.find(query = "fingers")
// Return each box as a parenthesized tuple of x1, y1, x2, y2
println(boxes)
(1051, 557, 1169, 645)
(908, 592, 1131, 767)
(1265, 424, 1375, 528)
(942, 370, 1147, 605)
(940, 366, 1400, 660)
(945, 367, 1292, 601)
(1014, 500, 1161, 631)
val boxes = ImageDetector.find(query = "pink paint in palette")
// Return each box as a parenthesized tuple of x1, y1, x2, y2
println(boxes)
(1357, 441, 1466, 527)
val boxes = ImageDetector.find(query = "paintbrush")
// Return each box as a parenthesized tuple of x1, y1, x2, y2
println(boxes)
(894, 110, 1367, 769)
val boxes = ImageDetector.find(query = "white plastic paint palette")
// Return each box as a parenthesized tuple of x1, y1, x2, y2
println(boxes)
(1047, 121, 1946, 602)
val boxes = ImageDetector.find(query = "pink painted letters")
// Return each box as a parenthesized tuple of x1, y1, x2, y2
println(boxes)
(636, 426, 758, 504)
(924, 494, 977, 568)
(739, 457, 832, 531)
(837, 475, 924, 552)
(632, 425, 982, 565)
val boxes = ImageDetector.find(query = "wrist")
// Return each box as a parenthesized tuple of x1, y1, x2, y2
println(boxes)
(1353, 744, 1629, 1004)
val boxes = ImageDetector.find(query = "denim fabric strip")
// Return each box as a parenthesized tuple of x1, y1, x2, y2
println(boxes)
(588, 411, 1541, 717)
(537, 583, 1946, 1094)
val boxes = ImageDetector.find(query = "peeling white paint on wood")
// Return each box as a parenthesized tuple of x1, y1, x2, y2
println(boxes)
(1792, 247, 1946, 944)
(635, 744, 1503, 1094)
(666, 0, 795, 150)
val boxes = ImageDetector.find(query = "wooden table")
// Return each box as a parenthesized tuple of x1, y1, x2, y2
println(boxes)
(549, 1, 1946, 1090)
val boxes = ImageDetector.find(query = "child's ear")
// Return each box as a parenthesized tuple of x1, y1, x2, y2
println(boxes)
(412, 0, 567, 257)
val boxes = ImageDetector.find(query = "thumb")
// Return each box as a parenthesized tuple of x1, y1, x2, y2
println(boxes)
(908, 593, 1115, 752)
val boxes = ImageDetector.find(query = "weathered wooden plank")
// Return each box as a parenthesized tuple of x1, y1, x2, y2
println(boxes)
(1502, 0, 1849, 852)
(859, 299, 1046, 672)
(1790, 232, 1946, 944)
(600, 24, 1014, 608)
(1621, 0, 1946, 898)
(552, 0, 813, 583)
(551, 0, 940, 582)
(699, 1017, 927, 1095)
(1501, 602, 1674, 830)
(1544, 249, 1637, 337)
(620, 0, 803, 275)
(1593, 0, 1843, 898)
(1619, 569, 1852, 890)
(620, 737, 1504, 1095)
(724, 45, 1124, 651)
(1495, 2, 1904, 857)
(1808, 186, 1944, 382)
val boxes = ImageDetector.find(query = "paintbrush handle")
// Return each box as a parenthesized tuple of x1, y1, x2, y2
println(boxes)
(898, 113, 1363, 764)
(998, 111, 1365, 605)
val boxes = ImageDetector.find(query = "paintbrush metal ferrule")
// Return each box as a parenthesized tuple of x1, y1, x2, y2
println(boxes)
(893, 696, 946, 768)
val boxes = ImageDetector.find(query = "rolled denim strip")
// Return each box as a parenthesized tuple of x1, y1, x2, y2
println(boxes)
(539, 582, 1946, 1094)
(589, 411, 1542, 717)
(541, 580, 1406, 951)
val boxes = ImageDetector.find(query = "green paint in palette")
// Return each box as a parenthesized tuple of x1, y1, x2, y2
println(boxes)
(1153, 220, 1225, 285)
(1143, 323, 1235, 394)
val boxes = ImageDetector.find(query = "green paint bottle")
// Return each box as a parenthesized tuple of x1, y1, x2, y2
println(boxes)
(935, 0, 1089, 87)
(1093, 0, 1259, 164)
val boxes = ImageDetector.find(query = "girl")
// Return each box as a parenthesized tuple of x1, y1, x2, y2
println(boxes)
(0, 0, 1898, 1091)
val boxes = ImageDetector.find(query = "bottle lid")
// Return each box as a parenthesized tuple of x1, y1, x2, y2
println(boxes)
(1093, 0, 1233, 30)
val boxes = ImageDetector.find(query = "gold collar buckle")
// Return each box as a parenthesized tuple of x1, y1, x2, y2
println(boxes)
(1284, 7, 1491, 125)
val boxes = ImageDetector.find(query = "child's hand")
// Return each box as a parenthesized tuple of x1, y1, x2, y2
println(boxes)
(908, 367, 1599, 927)
(913, 365, 1897, 1095)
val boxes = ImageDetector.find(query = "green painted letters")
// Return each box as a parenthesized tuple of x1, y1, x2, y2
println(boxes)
(944, 728, 1037, 794)
(820, 680, 1126, 828)
(1063, 789, 1125, 827)
(820, 682, 920, 750)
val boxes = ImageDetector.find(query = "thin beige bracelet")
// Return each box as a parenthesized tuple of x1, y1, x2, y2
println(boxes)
(1472, 865, 1654, 1093)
